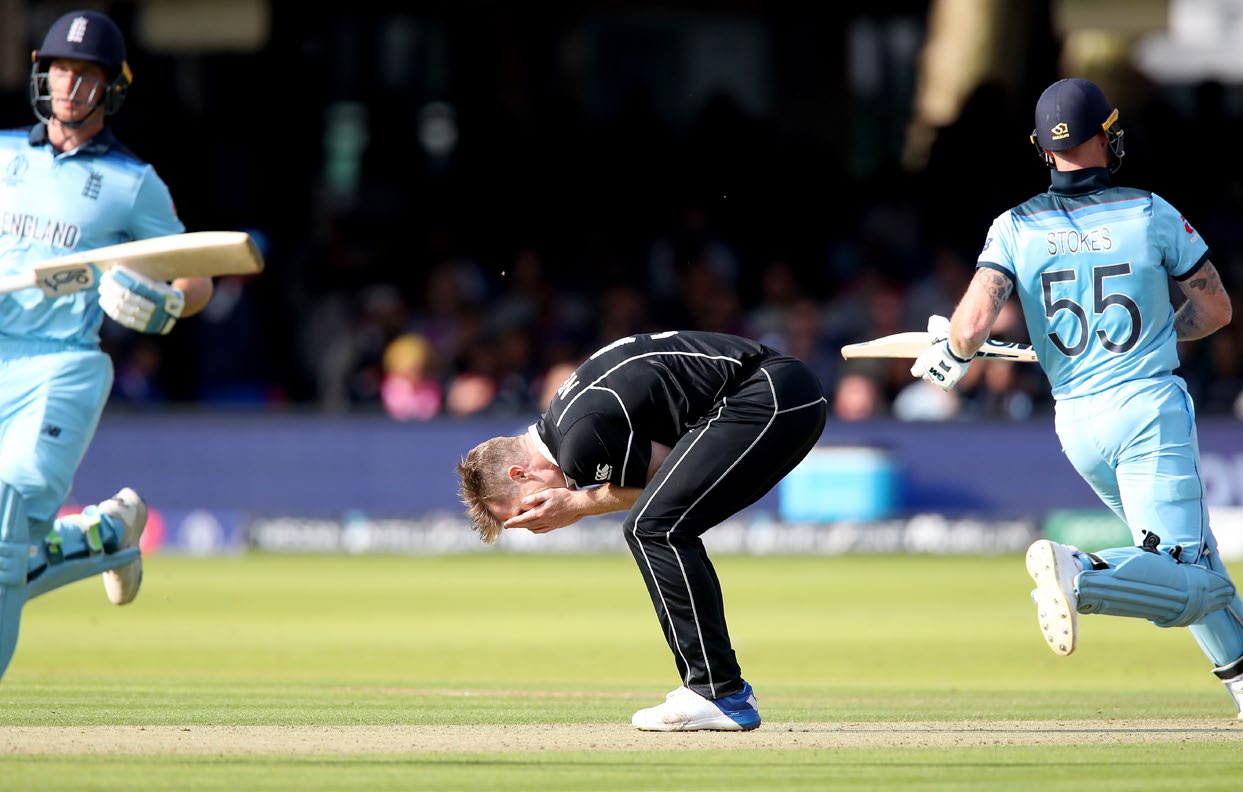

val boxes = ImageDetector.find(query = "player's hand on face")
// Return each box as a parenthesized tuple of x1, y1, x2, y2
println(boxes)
(910, 339, 972, 391)
(504, 487, 581, 534)
(99, 264, 185, 335)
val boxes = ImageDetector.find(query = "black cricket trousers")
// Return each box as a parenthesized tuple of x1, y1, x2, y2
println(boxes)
(623, 355, 827, 699)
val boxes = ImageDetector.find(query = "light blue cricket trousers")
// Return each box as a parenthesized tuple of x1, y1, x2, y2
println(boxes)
(0, 339, 113, 538)
(1055, 374, 1243, 667)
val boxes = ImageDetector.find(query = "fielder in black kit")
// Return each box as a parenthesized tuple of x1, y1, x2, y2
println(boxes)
(457, 330, 827, 731)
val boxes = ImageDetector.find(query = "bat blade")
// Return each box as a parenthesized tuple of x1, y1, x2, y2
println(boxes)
(841, 331, 1038, 363)
(0, 231, 265, 298)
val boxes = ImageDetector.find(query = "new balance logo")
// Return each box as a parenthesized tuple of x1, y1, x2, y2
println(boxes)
(595, 463, 612, 481)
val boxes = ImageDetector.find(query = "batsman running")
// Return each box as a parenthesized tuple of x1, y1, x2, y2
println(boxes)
(911, 77, 1242, 716)
(457, 330, 827, 730)
(0, 11, 214, 679)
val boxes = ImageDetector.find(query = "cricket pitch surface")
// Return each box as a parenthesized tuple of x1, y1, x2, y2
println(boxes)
(2, 720, 1240, 754)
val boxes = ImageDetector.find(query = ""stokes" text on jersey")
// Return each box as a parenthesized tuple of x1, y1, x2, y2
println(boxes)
(1047, 226, 1112, 256)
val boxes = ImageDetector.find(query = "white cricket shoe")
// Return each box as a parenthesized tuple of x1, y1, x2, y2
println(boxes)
(631, 681, 761, 731)
(1224, 674, 1243, 721)
(1026, 539, 1080, 656)
(98, 488, 147, 606)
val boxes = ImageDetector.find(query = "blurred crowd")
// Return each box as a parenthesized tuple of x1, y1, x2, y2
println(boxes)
(314, 238, 1242, 425)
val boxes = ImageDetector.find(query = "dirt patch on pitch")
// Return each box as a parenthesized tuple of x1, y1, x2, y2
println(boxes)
(1, 721, 1240, 755)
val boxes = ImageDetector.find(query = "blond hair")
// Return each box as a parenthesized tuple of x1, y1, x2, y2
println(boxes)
(456, 435, 525, 543)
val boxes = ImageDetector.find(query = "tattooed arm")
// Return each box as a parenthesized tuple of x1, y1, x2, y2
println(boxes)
(947, 267, 1015, 358)
(1174, 260, 1233, 341)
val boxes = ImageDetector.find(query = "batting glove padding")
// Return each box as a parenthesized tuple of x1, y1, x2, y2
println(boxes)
(911, 339, 973, 391)
(99, 265, 185, 335)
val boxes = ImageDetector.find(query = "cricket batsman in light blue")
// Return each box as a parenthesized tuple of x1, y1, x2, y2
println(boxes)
(0, 11, 215, 680)
(912, 77, 1242, 717)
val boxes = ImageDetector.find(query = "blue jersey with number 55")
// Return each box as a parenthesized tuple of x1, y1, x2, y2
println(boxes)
(977, 168, 1209, 400)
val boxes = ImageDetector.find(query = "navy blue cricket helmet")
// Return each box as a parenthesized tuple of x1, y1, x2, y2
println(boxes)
(29, 10, 132, 122)
(1030, 78, 1125, 172)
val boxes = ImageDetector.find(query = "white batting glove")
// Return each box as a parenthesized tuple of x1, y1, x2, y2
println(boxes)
(926, 313, 951, 343)
(99, 265, 185, 335)
(910, 340, 973, 391)
(910, 315, 973, 391)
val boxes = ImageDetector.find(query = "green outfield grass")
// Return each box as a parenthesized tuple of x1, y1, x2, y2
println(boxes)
(2, 552, 1241, 790)
(6, 746, 1243, 792)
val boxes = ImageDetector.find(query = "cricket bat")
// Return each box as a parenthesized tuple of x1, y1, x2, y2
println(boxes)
(840, 331, 1038, 363)
(0, 231, 265, 298)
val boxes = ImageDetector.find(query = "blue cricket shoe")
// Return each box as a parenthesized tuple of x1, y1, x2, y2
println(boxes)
(632, 680, 761, 731)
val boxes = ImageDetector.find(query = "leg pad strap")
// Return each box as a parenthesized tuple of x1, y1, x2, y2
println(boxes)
(24, 508, 128, 600)
(1214, 654, 1243, 681)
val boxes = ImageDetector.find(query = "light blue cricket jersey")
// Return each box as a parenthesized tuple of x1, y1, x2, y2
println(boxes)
(0, 124, 184, 346)
(978, 168, 1209, 400)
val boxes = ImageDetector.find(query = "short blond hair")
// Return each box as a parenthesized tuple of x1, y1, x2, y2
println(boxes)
(456, 435, 525, 543)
